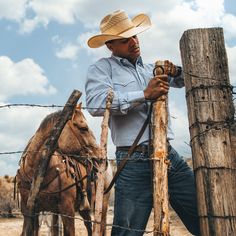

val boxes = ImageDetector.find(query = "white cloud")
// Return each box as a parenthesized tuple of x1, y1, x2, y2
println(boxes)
(56, 43, 80, 60)
(53, 31, 111, 62)
(20, 0, 82, 33)
(68, 0, 182, 29)
(0, 0, 28, 21)
(28, 0, 79, 24)
(222, 13, 236, 40)
(193, 0, 224, 24)
(20, 16, 48, 34)
(0, 56, 56, 101)
(0, 105, 58, 175)
(227, 45, 236, 84)
(77, 31, 110, 60)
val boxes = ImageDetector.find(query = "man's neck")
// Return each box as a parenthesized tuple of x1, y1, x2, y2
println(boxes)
(112, 54, 138, 65)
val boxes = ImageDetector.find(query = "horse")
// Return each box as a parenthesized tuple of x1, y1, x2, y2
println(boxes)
(16, 104, 113, 236)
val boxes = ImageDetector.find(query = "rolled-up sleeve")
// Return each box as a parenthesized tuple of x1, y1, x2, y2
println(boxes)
(85, 59, 145, 117)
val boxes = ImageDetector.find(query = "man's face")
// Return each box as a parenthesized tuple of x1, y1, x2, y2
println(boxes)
(106, 35, 140, 63)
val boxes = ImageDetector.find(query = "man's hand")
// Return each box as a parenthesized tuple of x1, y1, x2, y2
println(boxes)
(153, 60, 181, 77)
(144, 75, 169, 100)
(164, 60, 181, 77)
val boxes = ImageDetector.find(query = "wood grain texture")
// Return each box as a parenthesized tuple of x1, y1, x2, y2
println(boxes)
(152, 60, 170, 236)
(180, 28, 236, 236)
(93, 90, 113, 236)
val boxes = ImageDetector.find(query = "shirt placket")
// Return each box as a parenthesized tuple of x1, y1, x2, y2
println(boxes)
(135, 65, 147, 89)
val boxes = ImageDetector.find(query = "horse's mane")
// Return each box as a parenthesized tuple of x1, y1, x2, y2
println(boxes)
(38, 110, 62, 133)
(20, 110, 63, 164)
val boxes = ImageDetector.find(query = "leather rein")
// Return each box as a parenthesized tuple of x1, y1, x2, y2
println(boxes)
(104, 103, 153, 194)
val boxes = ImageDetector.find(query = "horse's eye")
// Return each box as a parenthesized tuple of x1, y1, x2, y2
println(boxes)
(72, 122, 89, 132)
(79, 127, 89, 132)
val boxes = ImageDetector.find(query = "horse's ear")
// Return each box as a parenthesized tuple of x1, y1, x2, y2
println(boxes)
(76, 102, 82, 110)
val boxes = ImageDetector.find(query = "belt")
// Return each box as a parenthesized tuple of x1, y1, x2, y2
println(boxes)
(116, 143, 171, 153)
(116, 144, 152, 154)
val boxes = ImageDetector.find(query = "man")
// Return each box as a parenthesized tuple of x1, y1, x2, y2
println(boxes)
(86, 10, 200, 236)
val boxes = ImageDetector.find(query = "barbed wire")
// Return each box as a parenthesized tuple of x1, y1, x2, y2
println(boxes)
(0, 101, 158, 112)
(0, 149, 192, 162)
(0, 96, 235, 111)
(0, 79, 234, 111)
(0, 150, 197, 179)
(0, 99, 154, 110)
(0, 211, 157, 234)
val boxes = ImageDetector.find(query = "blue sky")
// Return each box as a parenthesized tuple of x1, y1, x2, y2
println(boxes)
(0, 0, 235, 175)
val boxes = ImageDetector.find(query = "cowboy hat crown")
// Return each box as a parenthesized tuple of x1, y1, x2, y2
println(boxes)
(87, 10, 151, 48)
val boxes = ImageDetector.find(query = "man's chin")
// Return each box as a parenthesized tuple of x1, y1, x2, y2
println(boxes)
(132, 48, 140, 55)
(132, 51, 141, 60)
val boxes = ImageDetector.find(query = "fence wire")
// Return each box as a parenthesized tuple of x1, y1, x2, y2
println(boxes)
(0, 150, 194, 178)
(0, 211, 158, 234)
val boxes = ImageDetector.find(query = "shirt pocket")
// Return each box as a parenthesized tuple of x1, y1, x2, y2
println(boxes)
(113, 77, 137, 92)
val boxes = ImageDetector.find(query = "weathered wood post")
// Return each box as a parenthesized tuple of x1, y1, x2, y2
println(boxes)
(93, 90, 113, 236)
(180, 27, 236, 236)
(152, 61, 170, 236)
(24, 90, 82, 236)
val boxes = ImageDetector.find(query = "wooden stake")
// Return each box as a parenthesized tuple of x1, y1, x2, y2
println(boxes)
(180, 27, 236, 236)
(93, 90, 113, 236)
(24, 90, 82, 236)
(152, 61, 170, 236)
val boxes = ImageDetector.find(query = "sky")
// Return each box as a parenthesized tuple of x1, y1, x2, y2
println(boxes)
(0, 0, 235, 176)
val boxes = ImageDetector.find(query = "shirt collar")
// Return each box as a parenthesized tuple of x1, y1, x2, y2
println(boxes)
(111, 55, 144, 68)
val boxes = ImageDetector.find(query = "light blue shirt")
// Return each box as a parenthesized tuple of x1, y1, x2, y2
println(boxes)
(85, 55, 184, 147)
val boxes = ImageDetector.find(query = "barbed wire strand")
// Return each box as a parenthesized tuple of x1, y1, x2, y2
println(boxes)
(0, 69, 235, 111)
(0, 150, 197, 178)
(0, 149, 187, 163)
(0, 211, 157, 234)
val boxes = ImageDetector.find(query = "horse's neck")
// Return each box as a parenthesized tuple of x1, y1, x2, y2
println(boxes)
(23, 128, 52, 169)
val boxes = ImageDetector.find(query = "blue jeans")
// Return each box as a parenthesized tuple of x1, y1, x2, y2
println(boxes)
(111, 145, 200, 236)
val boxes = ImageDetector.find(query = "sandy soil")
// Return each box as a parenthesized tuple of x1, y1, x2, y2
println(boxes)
(0, 207, 192, 236)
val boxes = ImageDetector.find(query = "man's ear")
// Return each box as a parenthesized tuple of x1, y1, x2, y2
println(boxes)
(106, 43, 113, 52)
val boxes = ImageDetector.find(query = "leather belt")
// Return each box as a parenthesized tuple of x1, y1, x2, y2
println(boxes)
(117, 143, 171, 153)
(116, 144, 152, 154)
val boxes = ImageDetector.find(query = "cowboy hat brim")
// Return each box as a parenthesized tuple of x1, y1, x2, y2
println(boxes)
(87, 13, 151, 48)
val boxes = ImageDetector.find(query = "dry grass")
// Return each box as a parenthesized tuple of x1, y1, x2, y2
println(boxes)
(0, 175, 18, 217)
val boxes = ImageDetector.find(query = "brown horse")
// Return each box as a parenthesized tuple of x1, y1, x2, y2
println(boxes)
(16, 105, 112, 236)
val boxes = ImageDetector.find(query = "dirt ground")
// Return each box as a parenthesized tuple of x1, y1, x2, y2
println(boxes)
(0, 207, 192, 236)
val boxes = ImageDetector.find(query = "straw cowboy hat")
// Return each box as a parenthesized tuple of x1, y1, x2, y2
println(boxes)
(87, 10, 151, 48)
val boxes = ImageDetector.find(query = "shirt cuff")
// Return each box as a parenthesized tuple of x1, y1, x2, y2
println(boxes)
(127, 91, 145, 103)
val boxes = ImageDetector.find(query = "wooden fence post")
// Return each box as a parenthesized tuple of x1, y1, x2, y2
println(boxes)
(24, 90, 82, 236)
(152, 61, 170, 236)
(93, 90, 113, 236)
(180, 27, 236, 236)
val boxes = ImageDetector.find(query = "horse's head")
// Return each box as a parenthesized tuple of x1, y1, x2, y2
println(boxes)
(58, 104, 102, 158)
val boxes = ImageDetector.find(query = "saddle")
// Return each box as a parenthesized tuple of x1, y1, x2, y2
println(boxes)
(16, 150, 99, 211)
